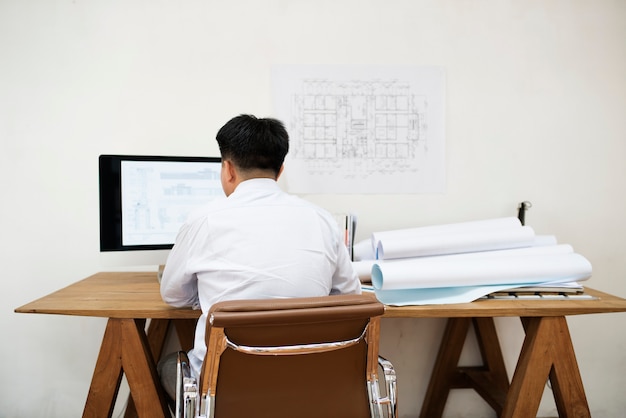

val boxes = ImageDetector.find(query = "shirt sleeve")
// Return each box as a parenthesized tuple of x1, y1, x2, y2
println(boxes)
(160, 221, 201, 309)
(330, 237, 362, 295)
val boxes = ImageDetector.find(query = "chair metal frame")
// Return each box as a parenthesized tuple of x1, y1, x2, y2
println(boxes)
(175, 295, 397, 418)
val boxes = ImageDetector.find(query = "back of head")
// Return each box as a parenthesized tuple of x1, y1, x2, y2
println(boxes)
(216, 114, 289, 177)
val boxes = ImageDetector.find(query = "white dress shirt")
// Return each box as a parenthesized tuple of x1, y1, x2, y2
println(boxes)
(160, 178, 361, 377)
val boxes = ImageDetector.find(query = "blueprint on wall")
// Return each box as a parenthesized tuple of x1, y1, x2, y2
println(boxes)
(271, 65, 446, 194)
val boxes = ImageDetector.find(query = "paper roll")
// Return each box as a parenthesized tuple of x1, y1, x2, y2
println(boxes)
(372, 217, 522, 248)
(376, 225, 536, 259)
(351, 260, 377, 282)
(371, 252, 592, 290)
(352, 239, 375, 261)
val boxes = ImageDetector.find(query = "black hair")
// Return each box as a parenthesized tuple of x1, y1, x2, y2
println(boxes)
(216, 114, 289, 176)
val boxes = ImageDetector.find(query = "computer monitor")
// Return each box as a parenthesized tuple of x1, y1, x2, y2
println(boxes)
(99, 154, 223, 253)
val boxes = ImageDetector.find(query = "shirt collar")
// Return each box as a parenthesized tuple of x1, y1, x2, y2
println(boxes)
(231, 178, 281, 196)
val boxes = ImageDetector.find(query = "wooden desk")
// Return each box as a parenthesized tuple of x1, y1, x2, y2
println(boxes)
(16, 272, 200, 418)
(15, 272, 626, 418)
(385, 289, 626, 418)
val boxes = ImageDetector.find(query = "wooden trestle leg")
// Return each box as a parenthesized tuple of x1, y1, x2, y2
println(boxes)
(419, 317, 509, 418)
(420, 316, 591, 418)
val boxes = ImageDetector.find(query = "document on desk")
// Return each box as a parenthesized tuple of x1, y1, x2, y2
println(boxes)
(368, 284, 517, 305)
(370, 284, 593, 306)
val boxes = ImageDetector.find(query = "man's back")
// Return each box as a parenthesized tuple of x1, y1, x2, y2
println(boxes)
(181, 178, 358, 305)
(159, 114, 360, 388)
(160, 178, 360, 377)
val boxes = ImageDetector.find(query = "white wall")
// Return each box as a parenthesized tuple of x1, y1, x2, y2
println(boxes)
(1, 1, 625, 417)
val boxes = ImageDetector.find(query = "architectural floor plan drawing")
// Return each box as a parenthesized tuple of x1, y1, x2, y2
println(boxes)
(272, 66, 445, 194)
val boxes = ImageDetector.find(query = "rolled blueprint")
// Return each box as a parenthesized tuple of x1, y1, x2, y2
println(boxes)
(375, 225, 536, 259)
(371, 217, 523, 248)
(533, 235, 558, 247)
(351, 260, 377, 282)
(371, 251, 592, 290)
(416, 243, 574, 261)
(353, 239, 375, 261)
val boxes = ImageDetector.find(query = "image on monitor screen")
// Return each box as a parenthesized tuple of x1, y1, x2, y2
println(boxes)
(99, 154, 223, 252)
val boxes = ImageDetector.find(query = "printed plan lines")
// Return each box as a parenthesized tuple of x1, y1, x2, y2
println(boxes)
(272, 66, 445, 194)
(295, 79, 424, 174)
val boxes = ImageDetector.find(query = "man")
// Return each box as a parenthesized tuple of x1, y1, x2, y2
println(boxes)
(159, 114, 361, 398)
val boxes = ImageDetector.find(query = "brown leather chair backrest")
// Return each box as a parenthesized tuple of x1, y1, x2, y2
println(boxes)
(200, 294, 384, 418)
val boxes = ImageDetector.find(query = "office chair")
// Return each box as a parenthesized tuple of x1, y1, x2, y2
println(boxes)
(175, 294, 397, 418)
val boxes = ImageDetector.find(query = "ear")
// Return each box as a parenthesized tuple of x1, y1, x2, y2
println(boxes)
(224, 159, 238, 183)
(276, 164, 285, 180)
(221, 159, 240, 196)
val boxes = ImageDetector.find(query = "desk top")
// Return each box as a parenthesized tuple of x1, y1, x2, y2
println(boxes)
(15, 272, 199, 319)
(15, 272, 626, 319)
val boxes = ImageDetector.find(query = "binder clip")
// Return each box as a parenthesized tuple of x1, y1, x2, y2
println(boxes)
(517, 201, 532, 226)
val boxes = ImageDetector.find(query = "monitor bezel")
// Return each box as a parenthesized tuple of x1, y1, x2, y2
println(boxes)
(99, 154, 222, 252)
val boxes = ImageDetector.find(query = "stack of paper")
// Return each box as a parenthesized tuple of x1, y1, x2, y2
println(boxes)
(352, 217, 592, 305)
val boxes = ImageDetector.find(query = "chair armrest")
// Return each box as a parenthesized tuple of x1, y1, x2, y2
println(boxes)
(176, 351, 198, 418)
(377, 355, 398, 418)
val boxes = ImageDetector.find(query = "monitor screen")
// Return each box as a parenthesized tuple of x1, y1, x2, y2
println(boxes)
(99, 154, 223, 252)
